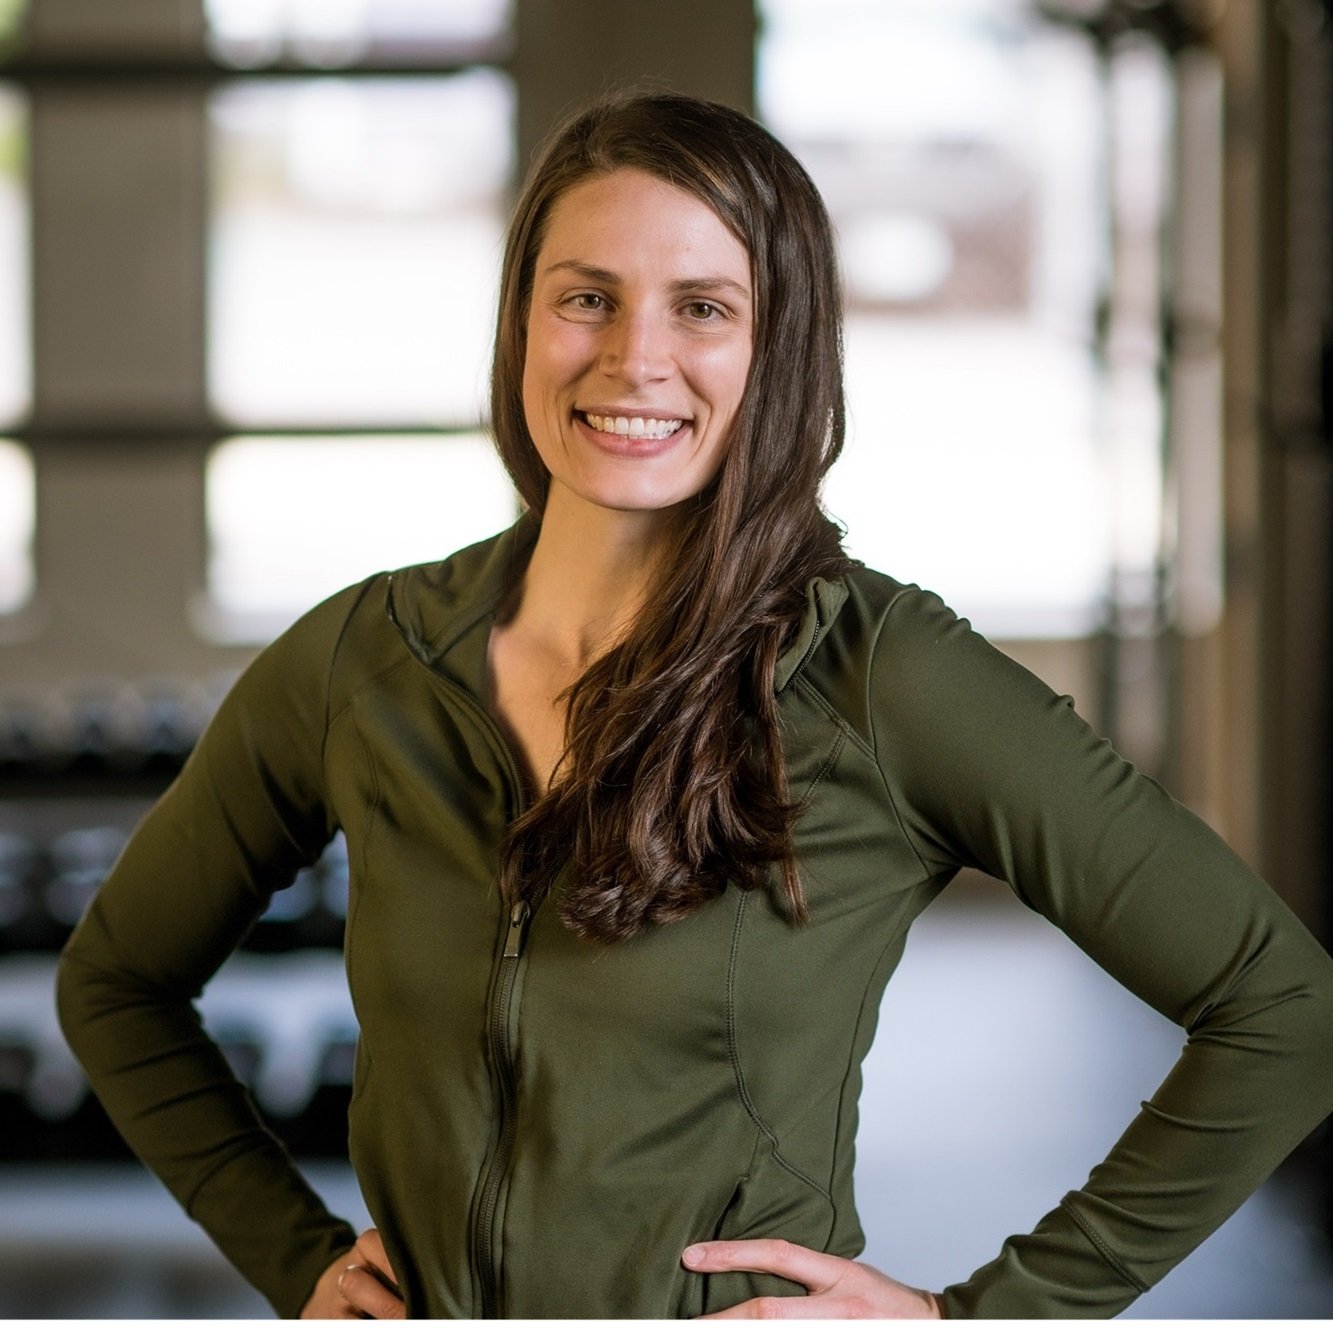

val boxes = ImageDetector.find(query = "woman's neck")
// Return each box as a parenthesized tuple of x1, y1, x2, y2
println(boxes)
(508, 494, 678, 670)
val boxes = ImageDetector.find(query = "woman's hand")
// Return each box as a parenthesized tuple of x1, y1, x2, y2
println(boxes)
(300, 1228, 405, 1319)
(683, 1239, 941, 1319)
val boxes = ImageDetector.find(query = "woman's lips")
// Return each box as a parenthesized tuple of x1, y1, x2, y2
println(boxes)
(574, 410, 691, 457)
(581, 411, 685, 440)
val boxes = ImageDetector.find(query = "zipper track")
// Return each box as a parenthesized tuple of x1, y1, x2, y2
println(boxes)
(412, 660, 530, 1319)
(475, 900, 530, 1318)
(790, 604, 823, 685)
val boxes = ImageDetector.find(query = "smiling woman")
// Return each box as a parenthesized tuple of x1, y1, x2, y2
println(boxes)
(55, 88, 1333, 1323)
(520, 169, 753, 524)
(485, 94, 847, 951)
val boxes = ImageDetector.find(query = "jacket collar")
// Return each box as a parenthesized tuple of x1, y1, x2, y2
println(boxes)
(383, 516, 535, 704)
(774, 576, 848, 693)
(386, 516, 846, 694)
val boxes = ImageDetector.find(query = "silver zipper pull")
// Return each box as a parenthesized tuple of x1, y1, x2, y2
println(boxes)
(503, 900, 531, 958)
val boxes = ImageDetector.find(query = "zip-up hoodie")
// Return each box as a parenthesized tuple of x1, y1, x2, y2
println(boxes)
(57, 521, 1333, 1318)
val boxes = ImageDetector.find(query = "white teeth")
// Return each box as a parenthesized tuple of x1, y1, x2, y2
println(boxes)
(584, 412, 684, 440)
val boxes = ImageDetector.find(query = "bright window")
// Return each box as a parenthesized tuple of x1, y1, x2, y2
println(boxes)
(208, 70, 513, 427)
(204, 0, 512, 67)
(0, 84, 28, 428)
(0, 72, 29, 616)
(204, 6, 516, 639)
(759, 0, 1166, 639)
(0, 439, 33, 614)
(203, 434, 516, 637)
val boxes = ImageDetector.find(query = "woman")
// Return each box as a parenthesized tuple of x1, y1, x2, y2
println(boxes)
(58, 90, 1333, 1320)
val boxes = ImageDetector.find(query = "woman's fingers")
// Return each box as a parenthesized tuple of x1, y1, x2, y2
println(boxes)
(682, 1240, 941, 1320)
(683, 1239, 846, 1291)
(300, 1228, 406, 1319)
(338, 1262, 405, 1319)
(355, 1227, 401, 1290)
(338, 1229, 405, 1319)
(697, 1292, 891, 1320)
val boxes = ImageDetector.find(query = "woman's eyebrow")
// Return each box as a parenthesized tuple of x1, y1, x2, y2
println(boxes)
(668, 276, 752, 303)
(542, 259, 620, 284)
(541, 259, 751, 302)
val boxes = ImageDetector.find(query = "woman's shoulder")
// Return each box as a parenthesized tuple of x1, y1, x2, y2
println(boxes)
(256, 571, 394, 676)
(831, 562, 976, 660)
(782, 564, 963, 690)
(225, 526, 517, 724)
(802, 563, 1048, 746)
(277, 525, 520, 663)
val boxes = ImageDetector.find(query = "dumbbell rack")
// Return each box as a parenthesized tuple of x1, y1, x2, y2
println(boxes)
(0, 678, 356, 1161)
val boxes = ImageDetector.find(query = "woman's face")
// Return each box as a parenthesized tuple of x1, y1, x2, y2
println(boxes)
(521, 168, 754, 522)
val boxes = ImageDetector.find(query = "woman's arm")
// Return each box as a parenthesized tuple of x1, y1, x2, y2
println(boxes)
(56, 581, 379, 1316)
(863, 584, 1333, 1317)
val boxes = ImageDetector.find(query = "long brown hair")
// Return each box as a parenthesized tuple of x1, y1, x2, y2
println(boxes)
(491, 89, 850, 943)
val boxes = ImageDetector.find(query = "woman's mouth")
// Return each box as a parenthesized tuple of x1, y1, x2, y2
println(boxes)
(579, 411, 686, 441)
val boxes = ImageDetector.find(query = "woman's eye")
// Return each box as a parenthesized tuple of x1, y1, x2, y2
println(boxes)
(685, 301, 721, 321)
(571, 293, 605, 311)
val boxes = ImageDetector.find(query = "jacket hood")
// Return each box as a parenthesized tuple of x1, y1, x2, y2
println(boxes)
(385, 518, 537, 673)
(774, 575, 848, 692)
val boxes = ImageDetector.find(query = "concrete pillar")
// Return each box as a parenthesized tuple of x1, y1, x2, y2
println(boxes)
(6, 0, 243, 688)
(25, 0, 205, 60)
(514, 0, 755, 174)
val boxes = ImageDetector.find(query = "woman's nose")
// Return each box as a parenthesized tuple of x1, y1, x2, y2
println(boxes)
(601, 310, 671, 384)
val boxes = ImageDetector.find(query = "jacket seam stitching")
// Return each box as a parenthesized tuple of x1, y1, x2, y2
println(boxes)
(862, 601, 939, 883)
(862, 581, 919, 759)
(726, 891, 833, 1202)
(326, 653, 418, 745)
(793, 723, 847, 812)
(791, 675, 874, 762)
(341, 720, 382, 972)
(320, 572, 389, 773)
(792, 641, 935, 884)
(1058, 1197, 1148, 1292)
(827, 928, 907, 1245)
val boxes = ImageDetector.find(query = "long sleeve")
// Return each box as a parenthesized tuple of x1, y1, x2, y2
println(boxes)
(866, 585, 1333, 1317)
(55, 581, 378, 1316)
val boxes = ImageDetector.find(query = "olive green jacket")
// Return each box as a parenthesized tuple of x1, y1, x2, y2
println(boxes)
(57, 523, 1333, 1318)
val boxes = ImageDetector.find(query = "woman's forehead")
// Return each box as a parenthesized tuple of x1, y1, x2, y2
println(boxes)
(533, 169, 752, 288)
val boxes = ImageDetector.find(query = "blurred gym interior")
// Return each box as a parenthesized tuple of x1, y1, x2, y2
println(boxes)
(0, 0, 1330, 1318)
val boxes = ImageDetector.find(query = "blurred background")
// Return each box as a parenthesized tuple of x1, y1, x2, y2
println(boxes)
(0, 0, 1329, 1317)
